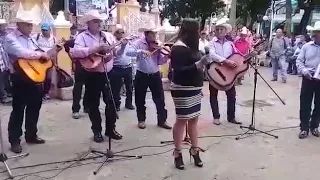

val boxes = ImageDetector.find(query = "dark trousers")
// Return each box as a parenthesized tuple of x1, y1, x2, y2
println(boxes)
(84, 71, 117, 134)
(0, 70, 11, 99)
(109, 66, 133, 108)
(299, 77, 320, 131)
(72, 67, 88, 113)
(209, 84, 236, 121)
(8, 74, 44, 144)
(287, 59, 298, 74)
(134, 70, 167, 123)
(43, 70, 52, 95)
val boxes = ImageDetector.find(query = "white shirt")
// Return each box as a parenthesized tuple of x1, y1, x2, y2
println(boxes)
(33, 33, 57, 52)
(199, 38, 209, 54)
(208, 37, 234, 62)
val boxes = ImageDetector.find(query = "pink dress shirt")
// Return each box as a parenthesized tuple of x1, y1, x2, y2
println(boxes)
(70, 30, 116, 73)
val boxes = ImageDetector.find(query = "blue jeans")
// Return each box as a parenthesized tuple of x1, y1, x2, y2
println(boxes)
(271, 56, 288, 80)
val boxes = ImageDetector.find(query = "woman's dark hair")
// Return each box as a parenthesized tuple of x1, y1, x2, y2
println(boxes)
(177, 18, 200, 51)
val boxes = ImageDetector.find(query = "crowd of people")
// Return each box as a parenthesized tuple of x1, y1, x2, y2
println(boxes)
(0, 9, 320, 171)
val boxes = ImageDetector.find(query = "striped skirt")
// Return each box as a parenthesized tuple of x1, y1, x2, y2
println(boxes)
(171, 89, 203, 120)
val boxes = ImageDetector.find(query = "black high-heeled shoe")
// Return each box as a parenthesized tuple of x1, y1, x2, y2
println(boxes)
(189, 147, 204, 167)
(173, 149, 185, 170)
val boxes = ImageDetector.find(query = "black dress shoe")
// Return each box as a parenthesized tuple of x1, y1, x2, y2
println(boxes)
(228, 119, 242, 125)
(93, 133, 104, 143)
(311, 129, 320, 137)
(116, 107, 120, 111)
(10, 143, 22, 154)
(125, 104, 135, 110)
(158, 122, 172, 129)
(26, 136, 46, 144)
(105, 130, 123, 140)
(299, 130, 309, 139)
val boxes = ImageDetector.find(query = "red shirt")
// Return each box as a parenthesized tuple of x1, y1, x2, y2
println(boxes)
(234, 38, 250, 56)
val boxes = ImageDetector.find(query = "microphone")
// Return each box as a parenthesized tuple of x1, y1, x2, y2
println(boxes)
(204, 46, 210, 55)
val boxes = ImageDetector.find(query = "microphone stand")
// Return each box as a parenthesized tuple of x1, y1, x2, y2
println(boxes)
(160, 123, 191, 144)
(0, 116, 29, 179)
(236, 61, 285, 140)
(83, 52, 142, 175)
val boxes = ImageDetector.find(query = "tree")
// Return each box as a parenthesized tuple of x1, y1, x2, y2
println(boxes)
(236, 0, 270, 29)
(162, 0, 226, 29)
(296, 0, 320, 34)
(284, 0, 293, 36)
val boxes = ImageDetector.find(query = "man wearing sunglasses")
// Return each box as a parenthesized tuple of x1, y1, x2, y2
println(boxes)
(109, 24, 135, 111)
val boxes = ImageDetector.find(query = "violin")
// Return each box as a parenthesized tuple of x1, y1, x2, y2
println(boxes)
(148, 41, 171, 56)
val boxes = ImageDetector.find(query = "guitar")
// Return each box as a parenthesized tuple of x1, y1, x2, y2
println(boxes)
(80, 35, 139, 70)
(17, 39, 66, 83)
(205, 41, 267, 91)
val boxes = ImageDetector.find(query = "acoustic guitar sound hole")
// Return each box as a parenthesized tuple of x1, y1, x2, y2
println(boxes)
(214, 68, 226, 81)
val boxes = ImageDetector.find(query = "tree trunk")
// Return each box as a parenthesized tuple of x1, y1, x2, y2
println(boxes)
(297, 7, 313, 34)
(200, 15, 207, 31)
(230, 0, 237, 27)
(284, 0, 292, 36)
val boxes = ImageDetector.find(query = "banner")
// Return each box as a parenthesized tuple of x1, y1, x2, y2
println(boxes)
(76, 0, 109, 16)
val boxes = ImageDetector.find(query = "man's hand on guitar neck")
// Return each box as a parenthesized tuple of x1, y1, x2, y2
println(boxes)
(223, 59, 237, 68)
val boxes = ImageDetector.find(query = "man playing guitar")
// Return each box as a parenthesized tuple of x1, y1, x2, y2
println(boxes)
(5, 13, 50, 153)
(208, 20, 242, 126)
(70, 10, 124, 142)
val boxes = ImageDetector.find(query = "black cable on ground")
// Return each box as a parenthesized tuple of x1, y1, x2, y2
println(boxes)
(0, 125, 299, 180)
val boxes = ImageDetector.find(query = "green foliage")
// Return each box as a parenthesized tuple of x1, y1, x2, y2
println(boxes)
(236, 0, 270, 26)
(162, 0, 226, 26)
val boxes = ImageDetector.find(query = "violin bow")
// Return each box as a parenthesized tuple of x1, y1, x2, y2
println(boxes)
(147, 35, 178, 57)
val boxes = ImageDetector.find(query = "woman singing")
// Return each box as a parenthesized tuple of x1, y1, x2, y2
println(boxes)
(170, 19, 210, 170)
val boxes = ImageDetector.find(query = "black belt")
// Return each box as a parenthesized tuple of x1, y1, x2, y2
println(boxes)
(137, 70, 160, 76)
(113, 65, 132, 69)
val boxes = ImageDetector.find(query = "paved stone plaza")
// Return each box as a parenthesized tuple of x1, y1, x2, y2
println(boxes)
(0, 67, 319, 180)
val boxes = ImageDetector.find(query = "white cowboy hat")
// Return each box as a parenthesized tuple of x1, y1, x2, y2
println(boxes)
(309, 21, 320, 31)
(11, 11, 41, 25)
(240, 26, 248, 35)
(0, 19, 7, 24)
(115, 24, 123, 29)
(80, 10, 108, 24)
(215, 19, 232, 33)
(138, 21, 160, 32)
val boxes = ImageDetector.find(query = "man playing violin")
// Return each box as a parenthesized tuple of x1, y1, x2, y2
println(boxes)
(5, 13, 50, 153)
(70, 10, 124, 142)
(126, 22, 172, 130)
(208, 20, 242, 126)
(109, 24, 135, 111)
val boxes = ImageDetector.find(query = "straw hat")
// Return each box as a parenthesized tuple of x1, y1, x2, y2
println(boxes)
(309, 21, 320, 31)
(215, 19, 232, 33)
(80, 10, 108, 24)
(240, 26, 249, 35)
(11, 11, 41, 25)
(138, 21, 160, 32)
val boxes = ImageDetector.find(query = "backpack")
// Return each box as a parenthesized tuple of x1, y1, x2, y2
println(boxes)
(36, 33, 56, 43)
(270, 37, 287, 50)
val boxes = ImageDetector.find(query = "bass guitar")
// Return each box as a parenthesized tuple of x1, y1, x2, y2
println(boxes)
(80, 35, 139, 70)
(205, 41, 267, 91)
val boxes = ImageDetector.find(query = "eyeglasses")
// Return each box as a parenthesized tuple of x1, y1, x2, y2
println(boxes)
(117, 31, 125, 34)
